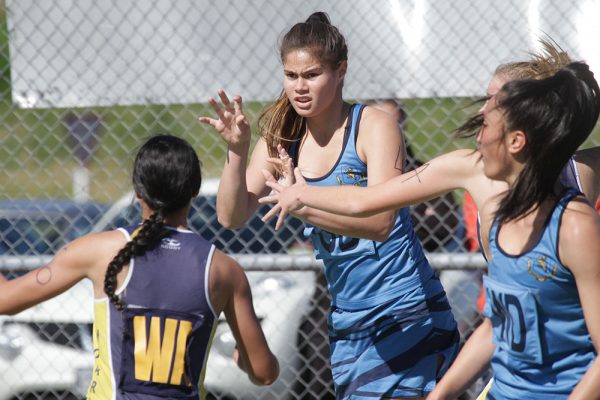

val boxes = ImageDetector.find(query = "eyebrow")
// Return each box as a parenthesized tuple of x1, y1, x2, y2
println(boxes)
(284, 66, 322, 74)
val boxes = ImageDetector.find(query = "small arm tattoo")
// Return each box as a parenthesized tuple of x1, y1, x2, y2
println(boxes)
(401, 163, 430, 184)
(36, 265, 52, 285)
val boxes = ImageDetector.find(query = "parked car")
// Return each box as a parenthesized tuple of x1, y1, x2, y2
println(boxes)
(0, 200, 108, 400)
(92, 179, 331, 399)
(0, 281, 93, 400)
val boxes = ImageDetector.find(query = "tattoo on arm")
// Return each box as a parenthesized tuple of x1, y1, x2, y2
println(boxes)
(394, 146, 404, 171)
(401, 163, 430, 184)
(36, 265, 52, 285)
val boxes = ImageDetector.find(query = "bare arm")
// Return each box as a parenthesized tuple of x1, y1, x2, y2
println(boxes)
(427, 319, 495, 400)
(210, 250, 279, 385)
(261, 149, 492, 229)
(560, 200, 600, 399)
(198, 91, 263, 228)
(0, 233, 104, 315)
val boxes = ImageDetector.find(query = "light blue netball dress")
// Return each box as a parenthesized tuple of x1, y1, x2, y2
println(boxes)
(290, 104, 459, 399)
(482, 188, 595, 399)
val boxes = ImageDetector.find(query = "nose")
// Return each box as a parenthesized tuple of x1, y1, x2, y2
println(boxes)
(295, 77, 308, 92)
(475, 126, 483, 143)
(478, 99, 489, 114)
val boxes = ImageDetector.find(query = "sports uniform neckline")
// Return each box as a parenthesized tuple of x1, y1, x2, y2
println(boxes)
(302, 103, 357, 182)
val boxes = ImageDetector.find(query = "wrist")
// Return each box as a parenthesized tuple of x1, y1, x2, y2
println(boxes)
(227, 142, 250, 159)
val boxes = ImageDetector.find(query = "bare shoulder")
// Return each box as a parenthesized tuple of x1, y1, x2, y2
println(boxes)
(57, 229, 127, 260)
(561, 196, 600, 240)
(208, 249, 248, 314)
(559, 196, 600, 272)
(359, 105, 401, 135)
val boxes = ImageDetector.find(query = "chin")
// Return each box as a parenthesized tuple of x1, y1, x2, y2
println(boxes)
(293, 106, 315, 118)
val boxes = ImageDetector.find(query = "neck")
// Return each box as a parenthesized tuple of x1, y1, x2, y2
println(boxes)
(141, 204, 190, 229)
(306, 100, 350, 141)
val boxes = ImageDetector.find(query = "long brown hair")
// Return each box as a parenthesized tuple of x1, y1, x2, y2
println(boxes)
(258, 11, 348, 160)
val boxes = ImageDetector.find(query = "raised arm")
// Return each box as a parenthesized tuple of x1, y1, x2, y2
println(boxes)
(262, 148, 499, 230)
(198, 91, 268, 228)
(560, 199, 600, 399)
(209, 250, 279, 385)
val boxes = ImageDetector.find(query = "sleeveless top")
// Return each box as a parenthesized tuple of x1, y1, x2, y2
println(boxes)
(483, 189, 595, 398)
(290, 103, 439, 310)
(87, 226, 217, 400)
(479, 157, 581, 261)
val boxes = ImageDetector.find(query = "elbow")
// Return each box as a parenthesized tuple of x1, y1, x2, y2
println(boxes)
(217, 212, 244, 230)
(372, 213, 396, 242)
(347, 199, 371, 218)
(251, 358, 280, 386)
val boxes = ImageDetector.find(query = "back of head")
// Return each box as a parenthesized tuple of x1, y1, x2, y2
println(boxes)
(133, 134, 202, 215)
(279, 11, 347, 69)
(495, 61, 600, 221)
(105, 134, 202, 310)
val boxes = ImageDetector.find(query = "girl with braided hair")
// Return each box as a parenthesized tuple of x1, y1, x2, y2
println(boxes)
(0, 134, 279, 399)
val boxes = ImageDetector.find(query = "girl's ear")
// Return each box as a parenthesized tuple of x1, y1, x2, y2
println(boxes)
(507, 130, 527, 154)
(337, 60, 348, 80)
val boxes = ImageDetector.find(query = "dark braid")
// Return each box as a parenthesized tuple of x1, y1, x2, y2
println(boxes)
(104, 211, 169, 310)
(103, 134, 202, 310)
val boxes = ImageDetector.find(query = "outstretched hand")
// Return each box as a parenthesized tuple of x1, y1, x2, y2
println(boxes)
(259, 167, 307, 230)
(198, 89, 250, 146)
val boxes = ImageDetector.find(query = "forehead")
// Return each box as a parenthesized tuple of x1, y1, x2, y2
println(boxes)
(486, 74, 508, 97)
(283, 49, 323, 69)
(483, 94, 504, 121)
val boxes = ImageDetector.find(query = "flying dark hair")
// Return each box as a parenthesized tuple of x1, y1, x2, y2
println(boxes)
(258, 11, 348, 169)
(494, 62, 600, 222)
(104, 134, 202, 310)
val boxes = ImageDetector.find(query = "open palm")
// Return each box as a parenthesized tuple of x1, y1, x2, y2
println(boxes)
(199, 90, 251, 146)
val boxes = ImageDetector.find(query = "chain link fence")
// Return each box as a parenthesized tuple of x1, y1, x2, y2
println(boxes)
(0, 1, 599, 399)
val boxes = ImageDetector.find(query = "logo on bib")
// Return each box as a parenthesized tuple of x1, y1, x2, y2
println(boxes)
(527, 256, 557, 282)
(161, 238, 181, 250)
